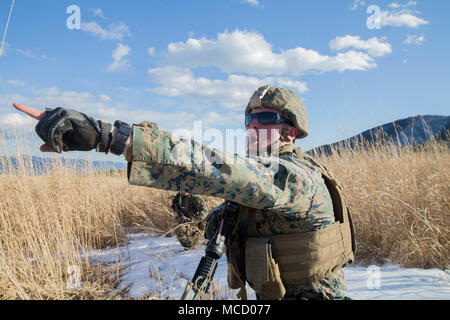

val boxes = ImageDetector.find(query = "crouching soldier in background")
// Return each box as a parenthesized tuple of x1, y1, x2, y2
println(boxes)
(171, 192, 209, 250)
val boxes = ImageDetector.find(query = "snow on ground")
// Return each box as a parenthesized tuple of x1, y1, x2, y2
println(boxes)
(88, 233, 450, 300)
(344, 265, 450, 300)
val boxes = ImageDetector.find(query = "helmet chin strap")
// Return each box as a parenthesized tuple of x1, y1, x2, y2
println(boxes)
(279, 127, 290, 143)
(278, 126, 296, 147)
(267, 128, 295, 156)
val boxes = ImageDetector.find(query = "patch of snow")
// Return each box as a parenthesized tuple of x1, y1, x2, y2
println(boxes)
(344, 264, 450, 300)
(88, 233, 450, 300)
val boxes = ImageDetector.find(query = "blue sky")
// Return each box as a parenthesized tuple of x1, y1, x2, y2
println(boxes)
(0, 0, 448, 160)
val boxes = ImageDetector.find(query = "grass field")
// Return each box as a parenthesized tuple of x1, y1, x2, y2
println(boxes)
(0, 136, 448, 299)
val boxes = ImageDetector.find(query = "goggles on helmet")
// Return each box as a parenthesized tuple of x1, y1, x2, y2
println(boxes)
(245, 112, 295, 127)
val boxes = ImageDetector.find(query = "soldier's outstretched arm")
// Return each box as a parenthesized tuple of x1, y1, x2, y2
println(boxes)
(126, 124, 293, 209)
(12, 103, 294, 209)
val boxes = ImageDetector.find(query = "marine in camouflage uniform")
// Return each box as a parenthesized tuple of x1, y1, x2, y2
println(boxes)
(124, 87, 347, 300)
(171, 191, 209, 250)
(16, 86, 351, 300)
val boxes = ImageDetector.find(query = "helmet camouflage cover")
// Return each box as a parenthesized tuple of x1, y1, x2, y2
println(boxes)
(245, 86, 309, 139)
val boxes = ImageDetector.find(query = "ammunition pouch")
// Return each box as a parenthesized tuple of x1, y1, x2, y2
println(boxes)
(271, 222, 351, 285)
(226, 235, 245, 289)
(245, 237, 286, 300)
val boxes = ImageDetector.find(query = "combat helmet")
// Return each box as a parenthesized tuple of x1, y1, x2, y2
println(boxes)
(245, 86, 309, 139)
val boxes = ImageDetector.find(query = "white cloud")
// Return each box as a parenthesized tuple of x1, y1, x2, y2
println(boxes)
(378, 10, 429, 28)
(349, 0, 365, 11)
(92, 8, 106, 19)
(0, 113, 35, 129)
(16, 48, 55, 62)
(271, 78, 308, 94)
(144, 30, 395, 109)
(16, 49, 36, 59)
(0, 87, 127, 122)
(148, 66, 264, 105)
(163, 29, 380, 76)
(352, 1, 429, 28)
(118, 87, 133, 92)
(107, 43, 131, 72)
(31, 86, 60, 96)
(330, 36, 392, 57)
(8, 80, 25, 86)
(240, 0, 260, 6)
(389, 1, 417, 9)
(373, 2, 429, 29)
(99, 94, 112, 101)
(0, 42, 11, 57)
(147, 47, 155, 56)
(404, 34, 424, 46)
(148, 66, 308, 110)
(0, 85, 215, 133)
(81, 22, 132, 41)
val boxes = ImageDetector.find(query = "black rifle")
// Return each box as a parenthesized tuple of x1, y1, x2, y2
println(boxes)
(181, 201, 239, 300)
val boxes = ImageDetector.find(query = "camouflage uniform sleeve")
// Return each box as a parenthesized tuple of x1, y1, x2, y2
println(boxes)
(127, 124, 296, 209)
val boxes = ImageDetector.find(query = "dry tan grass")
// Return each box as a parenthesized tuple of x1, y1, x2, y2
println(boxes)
(0, 151, 220, 299)
(313, 136, 449, 270)
(0, 159, 130, 299)
(0, 133, 448, 299)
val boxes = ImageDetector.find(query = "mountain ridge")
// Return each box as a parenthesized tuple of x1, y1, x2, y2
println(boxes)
(307, 114, 449, 156)
(0, 155, 127, 174)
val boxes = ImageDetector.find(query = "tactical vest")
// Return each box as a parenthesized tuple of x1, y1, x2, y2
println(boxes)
(226, 149, 356, 300)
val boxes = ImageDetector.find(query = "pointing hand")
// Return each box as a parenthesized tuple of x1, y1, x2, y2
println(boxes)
(12, 103, 111, 154)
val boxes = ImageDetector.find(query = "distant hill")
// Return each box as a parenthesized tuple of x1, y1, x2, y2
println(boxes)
(0, 156, 127, 174)
(308, 115, 449, 156)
